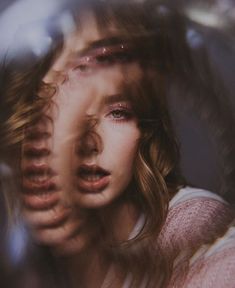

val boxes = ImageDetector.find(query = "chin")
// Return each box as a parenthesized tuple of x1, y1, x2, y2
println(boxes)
(73, 189, 124, 209)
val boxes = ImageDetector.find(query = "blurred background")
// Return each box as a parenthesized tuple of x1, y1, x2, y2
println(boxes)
(0, 0, 234, 286)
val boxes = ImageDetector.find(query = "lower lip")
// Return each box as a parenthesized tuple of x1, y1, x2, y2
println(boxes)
(21, 192, 59, 210)
(76, 175, 110, 193)
(22, 177, 59, 209)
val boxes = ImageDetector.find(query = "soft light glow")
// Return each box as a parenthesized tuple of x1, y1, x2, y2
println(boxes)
(186, 8, 225, 28)
(0, 0, 75, 61)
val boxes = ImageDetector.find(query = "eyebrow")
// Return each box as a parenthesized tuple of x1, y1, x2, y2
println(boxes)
(102, 94, 129, 106)
(78, 33, 157, 58)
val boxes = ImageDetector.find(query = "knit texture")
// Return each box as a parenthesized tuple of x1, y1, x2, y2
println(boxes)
(158, 187, 235, 287)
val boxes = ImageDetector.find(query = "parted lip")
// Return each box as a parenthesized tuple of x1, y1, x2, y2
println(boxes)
(77, 164, 110, 176)
(22, 164, 57, 191)
(23, 146, 51, 158)
(24, 127, 51, 141)
(76, 164, 110, 193)
(22, 164, 54, 178)
(21, 135, 56, 209)
(22, 178, 57, 193)
(21, 164, 59, 209)
(21, 191, 59, 210)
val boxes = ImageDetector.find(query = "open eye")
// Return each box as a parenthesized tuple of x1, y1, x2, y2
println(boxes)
(112, 51, 133, 63)
(76, 64, 88, 71)
(71, 43, 134, 77)
(72, 55, 96, 75)
(73, 63, 93, 74)
(95, 54, 114, 64)
(107, 107, 134, 121)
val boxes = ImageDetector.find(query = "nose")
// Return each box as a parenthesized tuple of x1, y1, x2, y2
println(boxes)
(76, 117, 102, 157)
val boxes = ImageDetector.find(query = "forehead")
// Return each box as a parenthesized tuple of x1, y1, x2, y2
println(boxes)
(44, 11, 121, 80)
(59, 64, 143, 99)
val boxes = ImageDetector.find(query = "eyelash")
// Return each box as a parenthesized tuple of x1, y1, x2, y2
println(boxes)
(106, 106, 134, 122)
(95, 52, 133, 65)
(73, 50, 133, 75)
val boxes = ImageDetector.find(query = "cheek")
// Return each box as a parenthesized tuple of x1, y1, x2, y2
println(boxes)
(102, 123, 140, 170)
(50, 86, 95, 168)
(53, 85, 93, 133)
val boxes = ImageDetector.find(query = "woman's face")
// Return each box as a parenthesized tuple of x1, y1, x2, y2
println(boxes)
(22, 12, 142, 211)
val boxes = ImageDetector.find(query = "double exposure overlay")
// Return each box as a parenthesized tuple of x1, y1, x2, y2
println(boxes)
(0, 1, 235, 287)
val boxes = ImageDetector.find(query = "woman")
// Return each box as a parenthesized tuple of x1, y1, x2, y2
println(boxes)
(0, 0, 235, 287)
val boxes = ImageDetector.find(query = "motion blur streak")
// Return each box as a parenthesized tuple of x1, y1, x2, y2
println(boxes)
(0, 0, 75, 62)
(182, 0, 235, 31)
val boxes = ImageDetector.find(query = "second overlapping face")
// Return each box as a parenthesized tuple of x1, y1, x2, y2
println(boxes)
(20, 11, 143, 253)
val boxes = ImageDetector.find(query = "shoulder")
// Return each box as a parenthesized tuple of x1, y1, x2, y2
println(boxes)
(158, 186, 234, 255)
(160, 187, 235, 287)
(169, 186, 228, 208)
(183, 224, 235, 288)
(168, 186, 233, 232)
(169, 186, 233, 227)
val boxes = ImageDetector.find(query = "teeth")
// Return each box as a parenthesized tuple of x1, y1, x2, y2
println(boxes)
(37, 192, 53, 198)
(32, 175, 47, 181)
(26, 173, 48, 183)
(81, 173, 103, 181)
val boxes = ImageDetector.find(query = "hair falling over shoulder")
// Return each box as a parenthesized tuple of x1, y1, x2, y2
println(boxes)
(0, 1, 186, 287)
(0, 41, 62, 227)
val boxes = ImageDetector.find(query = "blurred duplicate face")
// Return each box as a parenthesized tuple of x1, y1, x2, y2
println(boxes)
(20, 11, 142, 251)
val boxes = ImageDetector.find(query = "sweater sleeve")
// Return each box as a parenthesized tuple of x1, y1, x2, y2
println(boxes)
(158, 187, 235, 287)
(184, 226, 235, 288)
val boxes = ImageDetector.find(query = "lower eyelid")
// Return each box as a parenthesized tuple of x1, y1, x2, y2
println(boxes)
(107, 109, 134, 120)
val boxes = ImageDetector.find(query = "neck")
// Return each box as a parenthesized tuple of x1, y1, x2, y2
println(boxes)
(99, 197, 140, 244)
(62, 197, 140, 288)
(63, 244, 109, 288)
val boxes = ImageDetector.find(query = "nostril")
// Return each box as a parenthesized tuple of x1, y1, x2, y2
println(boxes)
(76, 131, 102, 157)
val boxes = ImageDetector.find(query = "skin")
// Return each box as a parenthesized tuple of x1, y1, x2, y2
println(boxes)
(21, 12, 143, 285)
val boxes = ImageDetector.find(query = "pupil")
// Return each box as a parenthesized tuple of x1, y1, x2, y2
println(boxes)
(113, 111, 123, 118)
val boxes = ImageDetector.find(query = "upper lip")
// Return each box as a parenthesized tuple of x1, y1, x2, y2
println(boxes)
(76, 164, 110, 193)
(24, 127, 51, 141)
(23, 146, 51, 158)
(22, 164, 54, 176)
(21, 164, 57, 189)
(77, 164, 110, 177)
